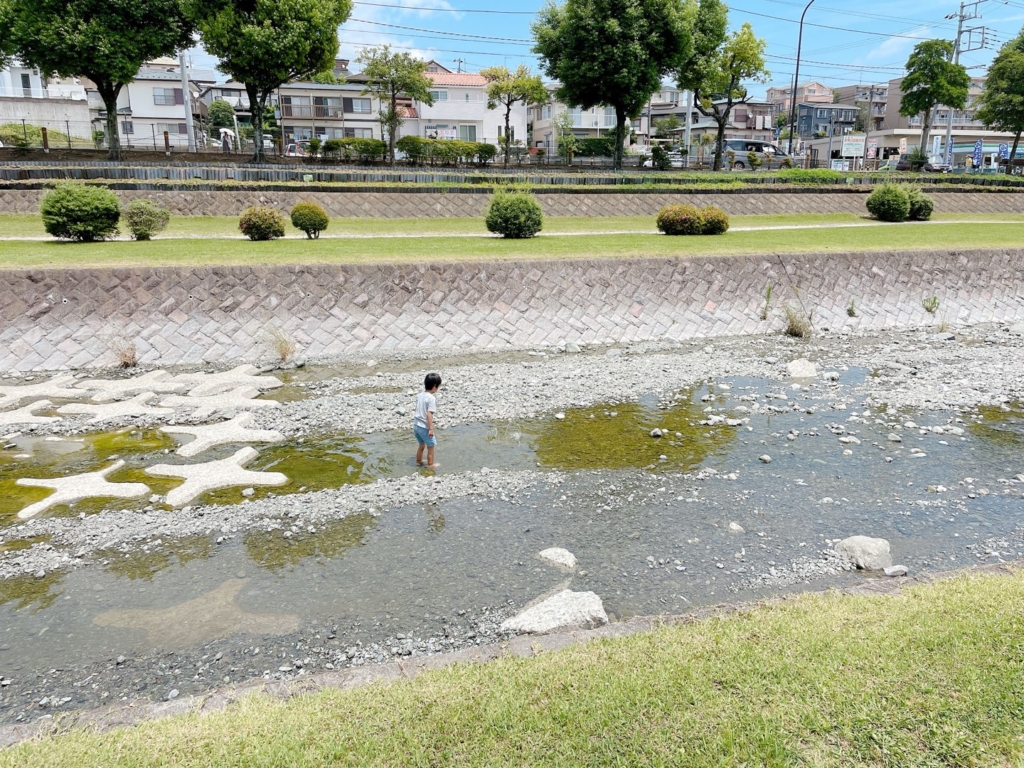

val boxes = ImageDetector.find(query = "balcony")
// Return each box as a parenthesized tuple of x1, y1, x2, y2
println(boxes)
(280, 105, 312, 118)
(314, 105, 343, 119)
(0, 85, 88, 100)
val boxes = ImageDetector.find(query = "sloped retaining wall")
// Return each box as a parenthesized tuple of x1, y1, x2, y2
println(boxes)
(2, 248, 1023, 372)
(0, 187, 1022, 217)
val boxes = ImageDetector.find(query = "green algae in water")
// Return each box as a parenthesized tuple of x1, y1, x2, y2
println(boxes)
(527, 393, 736, 471)
(971, 404, 1024, 449)
(244, 513, 375, 574)
(0, 571, 64, 612)
(99, 535, 215, 581)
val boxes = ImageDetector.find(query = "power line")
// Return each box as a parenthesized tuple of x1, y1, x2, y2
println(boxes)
(728, 5, 943, 40)
(760, 0, 957, 28)
(339, 38, 538, 59)
(348, 18, 533, 43)
(355, 1, 534, 14)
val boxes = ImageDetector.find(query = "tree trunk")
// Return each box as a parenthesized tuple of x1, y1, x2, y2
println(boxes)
(248, 85, 267, 163)
(1008, 131, 1021, 176)
(503, 102, 512, 170)
(97, 82, 123, 161)
(613, 107, 626, 171)
(920, 107, 934, 156)
(388, 88, 398, 166)
(712, 114, 727, 171)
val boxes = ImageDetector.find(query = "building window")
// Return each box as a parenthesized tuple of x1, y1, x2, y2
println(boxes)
(344, 127, 374, 138)
(153, 87, 182, 106)
(459, 124, 477, 141)
(120, 121, 134, 135)
(816, 108, 828, 118)
(156, 122, 188, 134)
(314, 96, 343, 118)
(280, 95, 311, 118)
(429, 90, 448, 102)
(20, 73, 31, 96)
(542, 104, 551, 120)
(342, 97, 372, 114)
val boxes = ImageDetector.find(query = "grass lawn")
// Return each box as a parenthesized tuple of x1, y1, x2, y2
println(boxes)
(0, 218, 1022, 270)
(1, 212, 1021, 241)
(4, 569, 1024, 767)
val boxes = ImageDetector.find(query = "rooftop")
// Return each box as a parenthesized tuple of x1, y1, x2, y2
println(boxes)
(426, 72, 488, 87)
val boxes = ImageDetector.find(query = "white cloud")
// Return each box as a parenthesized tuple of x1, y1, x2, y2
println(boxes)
(855, 25, 935, 68)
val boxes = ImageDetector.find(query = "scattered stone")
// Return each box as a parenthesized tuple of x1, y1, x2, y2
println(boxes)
(759, 454, 772, 464)
(564, 342, 581, 354)
(786, 359, 817, 379)
(500, 589, 608, 634)
(650, 428, 663, 438)
(883, 565, 909, 577)
(834, 536, 893, 571)
(146, 447, 288, 507)
(160, 413, 285, 458)
(538, 547, 578, 569)
(728, 522, 745, 534)
(887, 433, 902, 443)
(16, 460, 150, 519)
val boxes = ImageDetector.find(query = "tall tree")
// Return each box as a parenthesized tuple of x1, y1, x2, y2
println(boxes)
(356, 46, 434, 166)
(675, 0, 727, 101)
(480, 64, 549, 169)
(976, 26, 1024, 175)
(690, 22, 769, 171)
(899, 39, 970, 152)
(0, 1, 13, 71)
(6, 0, 194, 159)
(194, 0, 352, 162)
(533, 0, 694, 171)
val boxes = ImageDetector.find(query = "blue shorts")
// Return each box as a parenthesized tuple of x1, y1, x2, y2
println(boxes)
(414, 425, 436, 447)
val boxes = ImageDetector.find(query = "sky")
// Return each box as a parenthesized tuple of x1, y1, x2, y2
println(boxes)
(187, 0, 1024, 93)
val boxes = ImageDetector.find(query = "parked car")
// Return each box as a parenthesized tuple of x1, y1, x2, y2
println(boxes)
(722, 139, 791, 169)
(642, 150, 685, 168)
(284, 141, 309, 157)
(895, 156, 949, 172)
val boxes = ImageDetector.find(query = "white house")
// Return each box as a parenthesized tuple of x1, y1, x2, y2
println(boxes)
(0, 59, 91, 140)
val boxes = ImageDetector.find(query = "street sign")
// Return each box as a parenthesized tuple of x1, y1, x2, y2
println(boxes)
(973, 139, 984, 168)
(841, 135, 865, 157)
(999, 142, 1010, 160)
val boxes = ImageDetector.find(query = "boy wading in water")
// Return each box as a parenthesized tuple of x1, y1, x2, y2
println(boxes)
(414, 372, 441, 468)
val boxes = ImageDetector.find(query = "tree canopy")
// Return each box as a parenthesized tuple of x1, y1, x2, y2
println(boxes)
(533, 0, 695, 170)
(976, 26, 1024, 175)
(480, 64, 548, 168)
(899, 39, 970, 152)
(689, 21, 769, 170)
(194, 0, 352, 161)
(356, 45, 434, 166)
(5, 0, 195, 159)
(675, 0, 728, 96)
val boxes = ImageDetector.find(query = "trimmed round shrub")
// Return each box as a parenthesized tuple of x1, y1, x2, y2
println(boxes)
(905, 186, 934, 221)
(700, 206, 730, 235)
(865, 183, 911, 222)
(239, 205, 286, 241)
(656, 204, 705, 235)
(40, 183, 120, 241)
(485, 191, 543, 239)
(290, 202, 330, 239)
(123, 199, 170, 240)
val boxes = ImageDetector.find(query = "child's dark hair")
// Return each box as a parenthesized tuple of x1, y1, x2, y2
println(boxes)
(424, 372, 442, 391)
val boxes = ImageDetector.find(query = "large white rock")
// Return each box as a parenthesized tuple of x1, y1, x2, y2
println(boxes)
(0, 400, 61, 427)
(501, 589, 608, 634)
(161, 412, 285, 458)
(538, 547, 579, 569)
(146, 446, 287, 507)
(834, 535, 893, 570)
(159, 387, 280, 420)
(57, 392, 174, 424)
(172, 365, 283, 397)
(16, 460, 150, 519)
(76, 370, 186, 402)
(0, 375, 84, 409)
(786, 358, 818, 379)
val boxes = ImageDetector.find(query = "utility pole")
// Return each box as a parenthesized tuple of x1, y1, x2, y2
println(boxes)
(453, 58, 465, 73)
(787, 0, 818, 156)
(683, 89, 693, 167)
(942, 0, 989, 167)
(864, 86, 875, 170)
(178, 51, 196, 153)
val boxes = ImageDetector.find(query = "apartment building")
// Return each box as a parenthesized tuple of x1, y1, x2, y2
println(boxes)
(766, 81, 833, 114)
(796, 103, 859, 138)
(529, 85, 647, 151)
(832, 83, 888, 132)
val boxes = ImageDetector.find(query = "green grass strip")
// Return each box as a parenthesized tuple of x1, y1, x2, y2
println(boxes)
(1, 220, 1022, 271)
(4, 569, 1024, 766)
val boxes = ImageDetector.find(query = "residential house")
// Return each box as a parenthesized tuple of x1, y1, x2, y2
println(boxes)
(766, 81, 833, 114)
(529, 85, 646, 152)
(89, 58, 217, 149)
(796, 102, 859, 138)
(832, 83, 888, 132)
(0, 59, 91, 139)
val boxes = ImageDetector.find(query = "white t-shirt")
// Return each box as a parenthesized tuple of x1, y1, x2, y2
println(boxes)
(414, 391, 436, 429)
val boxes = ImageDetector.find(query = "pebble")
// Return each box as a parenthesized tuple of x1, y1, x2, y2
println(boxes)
(759, 455, 772, 464)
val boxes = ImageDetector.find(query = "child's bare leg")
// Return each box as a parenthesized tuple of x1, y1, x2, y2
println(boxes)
(416, 443, 425, 466)
(427, 445, 437, 467)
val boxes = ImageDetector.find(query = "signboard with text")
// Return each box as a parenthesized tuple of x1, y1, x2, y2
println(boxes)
(866, 139, 877, 160)
(899, 137, 907, 154)
(841, 135, 865, 157)
(973, 139, 984, 168)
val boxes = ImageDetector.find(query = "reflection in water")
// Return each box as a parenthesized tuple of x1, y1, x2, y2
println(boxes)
(0, 571, 65, 612)
(100, 535, 215, 581)
(527, 390, 736, 471)
(244, 513, 375, 574)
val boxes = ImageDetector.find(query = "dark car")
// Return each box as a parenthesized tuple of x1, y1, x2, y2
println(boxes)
(895, 156, 949, 172)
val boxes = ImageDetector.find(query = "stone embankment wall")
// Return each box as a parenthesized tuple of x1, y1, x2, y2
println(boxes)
(2, 249, 1022, 372)
(0, 187, 1021, 217)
